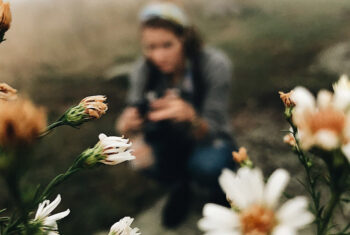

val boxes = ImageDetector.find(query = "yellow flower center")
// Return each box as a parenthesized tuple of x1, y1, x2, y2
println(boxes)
(240, 205, 276, 235)
(307, 108, 345, 135)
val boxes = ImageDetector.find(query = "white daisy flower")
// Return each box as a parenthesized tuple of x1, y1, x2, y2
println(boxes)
(98, 133, 135, 165)
(33, 194, 70, 235)
(198, 168, 314, 235)
(108, 216, 140, 235)
(291, 86, 348, 152)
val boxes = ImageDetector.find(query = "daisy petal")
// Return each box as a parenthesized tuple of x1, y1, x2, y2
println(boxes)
(264, 169, 290, 208)
(291, 87, 315, 111)
(342, 143, 350, 163)
(219, 169, 249, 209)
(198, 203, 239, 231)
(314, 130, 339, 150)
(272, 225, 296, 235)
(46, 209, 70, 222)
(205, 231, 241, 235)
(277, 196, 314, 229)
(40, 195, 62, 219)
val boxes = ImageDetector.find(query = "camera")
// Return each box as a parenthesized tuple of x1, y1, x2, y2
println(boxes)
(132, 91, 157, 118)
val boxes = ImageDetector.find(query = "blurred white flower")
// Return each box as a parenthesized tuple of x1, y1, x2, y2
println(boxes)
(333, 74, 350, 111)
(342, 143, 350, 163)
(291, 86, 349, 152)
(34, 194, 70, 235)
(98, 133, 135, 165)
(198, 167, 314, 235)
(108, 216, 140, 235)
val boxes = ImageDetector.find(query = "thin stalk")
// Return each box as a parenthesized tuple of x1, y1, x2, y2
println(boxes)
(319, 191, 340, 235)
(39, 120, 66, 138)
(287, 118, 322, 233)
(3, 176, 28, 235)
(37, 166, 81, 204)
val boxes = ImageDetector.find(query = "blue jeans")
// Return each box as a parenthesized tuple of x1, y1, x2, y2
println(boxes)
(145, 137, 236, 192)
(187, 139, 236, 189)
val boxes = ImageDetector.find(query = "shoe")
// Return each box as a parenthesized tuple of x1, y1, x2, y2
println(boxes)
(161, 182, 190, 228)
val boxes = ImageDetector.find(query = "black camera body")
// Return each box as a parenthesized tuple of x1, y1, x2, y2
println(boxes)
(133, 98, 150, 119)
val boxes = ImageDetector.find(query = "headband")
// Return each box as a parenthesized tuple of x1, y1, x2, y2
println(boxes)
(139, 2, 189, 27)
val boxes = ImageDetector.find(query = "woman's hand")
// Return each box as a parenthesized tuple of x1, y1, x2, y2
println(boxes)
(148, 90, 196, 122)
(116, 107, 143, 134)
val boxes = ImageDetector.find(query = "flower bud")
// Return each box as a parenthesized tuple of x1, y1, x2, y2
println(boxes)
(82, 133, 135, 168)
(64, 95, 107, 127)
(232, 147, 253, 168)
(108, 216, 140, 235)
(283, 133, 296, 147)
(279, 91, 295, 108)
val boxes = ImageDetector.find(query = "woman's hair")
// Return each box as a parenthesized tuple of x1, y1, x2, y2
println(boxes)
(141, 18, 203, 59)
(141, 18, 206, 110)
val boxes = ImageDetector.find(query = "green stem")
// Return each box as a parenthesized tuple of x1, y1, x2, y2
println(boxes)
(287, 118, 322, 233)
(319, 192, 340, 235)
(3, 175, 28, 235)
(35, 152, 86, 204)
(39, 120, 66, 138)
(37, 166, 80, 203)
(296, 145, 322, 233)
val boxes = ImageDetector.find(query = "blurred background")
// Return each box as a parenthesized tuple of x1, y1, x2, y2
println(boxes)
(1, 0, 350, 234)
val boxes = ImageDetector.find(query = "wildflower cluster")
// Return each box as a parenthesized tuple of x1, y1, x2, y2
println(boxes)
(278, 74, 350, 235)
(0, 4, 138, 235)
(0, 83, 137, 235)
(198, 75, 350, 235)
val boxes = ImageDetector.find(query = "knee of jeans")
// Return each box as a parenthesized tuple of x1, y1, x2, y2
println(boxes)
(188, 158, 224, 187)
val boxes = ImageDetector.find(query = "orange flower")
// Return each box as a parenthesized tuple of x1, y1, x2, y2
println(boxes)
(0, 99, 47, 147)
(0, 83, 17, 101)
(232, 147, 249, 163)
(0, 0, 11, 37)
(279, 91, 295, 107)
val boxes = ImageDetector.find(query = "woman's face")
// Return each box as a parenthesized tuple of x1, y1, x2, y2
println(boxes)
(141, 27, 184, 74)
